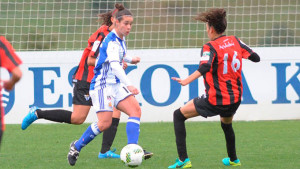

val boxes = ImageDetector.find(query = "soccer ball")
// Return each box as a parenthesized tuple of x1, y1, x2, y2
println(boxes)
(120, 144, 144, 167)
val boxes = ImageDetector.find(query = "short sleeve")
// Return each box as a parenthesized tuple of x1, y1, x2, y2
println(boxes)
(0, 36, 22, 72)
(235, 37, 253, 59)
(200, 44, 213, 65)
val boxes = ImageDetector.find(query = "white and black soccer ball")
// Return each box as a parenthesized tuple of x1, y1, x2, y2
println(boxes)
(120, 144, 144, 167)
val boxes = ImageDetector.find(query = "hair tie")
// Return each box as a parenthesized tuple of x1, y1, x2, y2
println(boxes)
(112, 9, 118, 16)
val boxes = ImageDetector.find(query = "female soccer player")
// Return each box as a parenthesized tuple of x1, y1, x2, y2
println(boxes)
(0, 36, 22, 149)
(168, 8, 260, 168)
(21, 4, 132, 159)
(67, 7, 143, 166)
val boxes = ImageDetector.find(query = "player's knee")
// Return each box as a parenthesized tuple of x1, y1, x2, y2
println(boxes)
(173, 108, 186, 121)
(97, 120, 112, 131)
(221, 122, 233, 131)
(128, 106, 141, 118)
(71, 118, 85, 124)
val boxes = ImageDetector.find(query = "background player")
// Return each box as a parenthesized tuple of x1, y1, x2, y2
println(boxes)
(0, 36, 22, 149)
(168, 8, 260, 168)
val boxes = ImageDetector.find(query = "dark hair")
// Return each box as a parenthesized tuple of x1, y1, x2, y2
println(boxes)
(98, 3, 125, 26)
(195, 8, 227, 34)
(115, 7, 132, 21)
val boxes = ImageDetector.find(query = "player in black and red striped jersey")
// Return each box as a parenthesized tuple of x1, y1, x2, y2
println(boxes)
(0, 36, 23, 149)
(168, 8, 260, 168)
(21, 3, 153, 160)
(21, 6, 120, 158)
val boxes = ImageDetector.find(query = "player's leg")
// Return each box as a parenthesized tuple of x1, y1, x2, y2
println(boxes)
(116, 95, 141, 145)
(21, 105, 91, 130)
(99, 107, 121, 159)
(68, 111, 113, 166)
(168, 99, 197, 169)
(70, 105, 91, 124)
(115, 84, 154, 159)
(21, 80, 91, 130)
(221, 116, 241, 166)
(68, 87, 113, 166)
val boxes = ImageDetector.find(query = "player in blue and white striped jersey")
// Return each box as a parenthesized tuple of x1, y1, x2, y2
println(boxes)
(67, 7, 142, 166)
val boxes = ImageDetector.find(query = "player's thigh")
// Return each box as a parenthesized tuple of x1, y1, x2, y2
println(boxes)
(112, 107, 121, 119)
(116, 95, 141, 117)
(180, 99, 199, 119)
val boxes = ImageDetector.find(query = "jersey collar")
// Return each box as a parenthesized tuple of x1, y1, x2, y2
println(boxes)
(213, 35, 226, 41)
(112, 29, 126, 41)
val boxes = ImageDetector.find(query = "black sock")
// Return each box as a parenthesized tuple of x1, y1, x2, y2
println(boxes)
(173, 108, 188, 162)
(36, 109, 72, 124)
(221, 122, 237, 161)
(101, 118, 120, 153)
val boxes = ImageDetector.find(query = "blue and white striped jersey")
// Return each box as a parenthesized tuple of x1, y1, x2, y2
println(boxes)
(90, 29, 128, 90)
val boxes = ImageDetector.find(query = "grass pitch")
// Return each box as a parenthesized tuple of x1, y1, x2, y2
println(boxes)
(0, 120, 299, 169)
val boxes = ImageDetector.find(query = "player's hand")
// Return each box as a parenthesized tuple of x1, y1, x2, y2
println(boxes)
(127, 85, 139, 95)
(171, 77, 187, 86)
(131, 56, 140, 64)
(122, 61, 128, 70)
(3, 80, 14, 91)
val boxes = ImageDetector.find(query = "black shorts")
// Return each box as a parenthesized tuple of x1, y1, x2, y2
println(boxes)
(193, 95, 241, 118)
(72, 80, 93, 106)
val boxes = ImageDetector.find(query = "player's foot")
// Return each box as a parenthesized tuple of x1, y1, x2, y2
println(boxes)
(98, 148, 120, 159)
(21, 106, 38, 130)
(68, 140, 80, 166)
(222, 157, 241, 166)
(143, 149, 153, 160)
(168, 158, 192, 168)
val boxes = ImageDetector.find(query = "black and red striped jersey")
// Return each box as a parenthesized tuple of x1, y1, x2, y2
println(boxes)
(198, 35, 253, 105)
(73, 25, 110, 83)
(0, 36, 22, 131)
(0, 36, 22, 73)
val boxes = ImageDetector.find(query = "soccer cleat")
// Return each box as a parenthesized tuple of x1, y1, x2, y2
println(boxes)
(98, 148, 120, 159)
(143, 149, 153, 160)
(222, 157, 241, 166)
(168, 158, 192, 168)
(68, 141, 80, 166)
(21, 106, 39, 130)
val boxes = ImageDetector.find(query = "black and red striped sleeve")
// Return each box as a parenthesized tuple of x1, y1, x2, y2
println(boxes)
(0, 36, 22, 72)
(198, 43, 215, 75)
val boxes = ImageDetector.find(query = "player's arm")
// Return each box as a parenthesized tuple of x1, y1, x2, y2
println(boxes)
(0, 36, 23, 90)
(235, 36, 260, 63)
(248, 52, 260, 62)
(87, 39, 102, 66)
(172, 70, 202, 86)
(87, 56, 96, 66)
(123, 55, 140, 64)
(107, 42, 139, 95)
(172, 44, 212, 86)
(3, 66, 22, 91)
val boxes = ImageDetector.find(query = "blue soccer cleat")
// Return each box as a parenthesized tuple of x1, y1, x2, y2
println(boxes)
(168, 158, 192, 168)
(21, 106, 39, 130)
(98, 148, 120, 159)
(222, 157, 241, 166)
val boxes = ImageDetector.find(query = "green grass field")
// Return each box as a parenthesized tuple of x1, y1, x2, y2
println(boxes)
(0, 120, 299, 169)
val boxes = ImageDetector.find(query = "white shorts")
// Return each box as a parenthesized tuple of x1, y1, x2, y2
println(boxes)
(90, 83, 132, 112)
